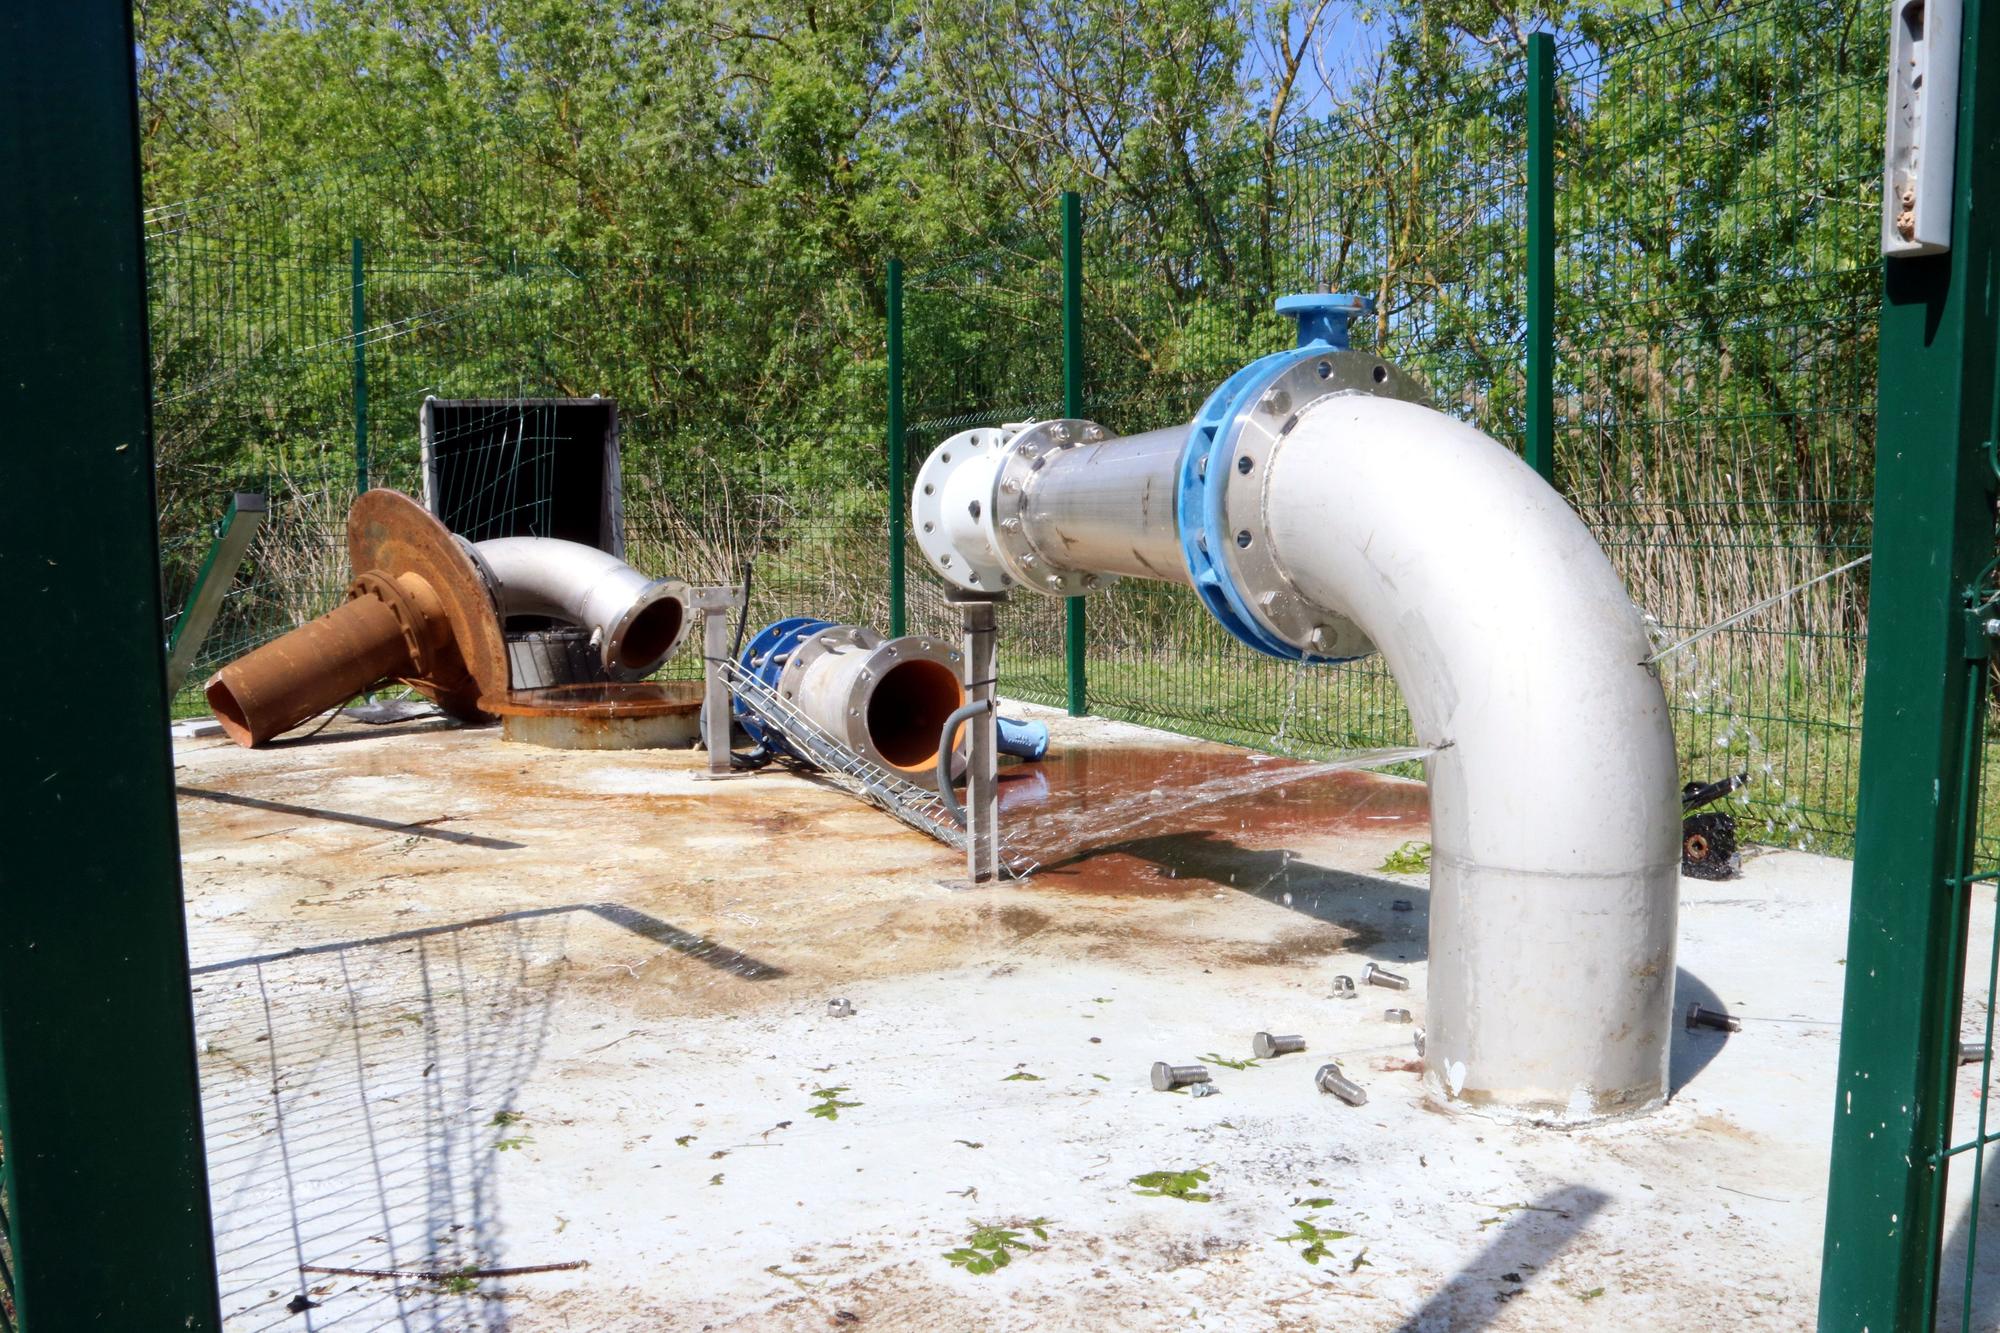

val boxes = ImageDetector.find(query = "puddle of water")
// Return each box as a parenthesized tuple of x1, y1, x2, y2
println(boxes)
(999, 744, 1431, 896)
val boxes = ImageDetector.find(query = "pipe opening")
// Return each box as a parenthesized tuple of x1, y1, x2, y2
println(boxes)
(615, 596, 685, 671)
(866, 658, 966, 771)
(206, 676, 254, 747)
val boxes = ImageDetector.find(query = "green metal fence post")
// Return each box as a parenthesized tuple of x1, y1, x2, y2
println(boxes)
(352, 235, 368, 493)
(886, 257, 907, 638)
(1819, 1, 2000, 1324)
(0, 1, 223, 1328)
(1525, 31, 1555, 482)
(1061, 190, 1088, 717)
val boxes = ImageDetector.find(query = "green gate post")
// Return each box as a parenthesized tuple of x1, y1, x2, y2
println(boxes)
(352, 236, 368, 493)
(886, 257, 907, 638)
(0, 2, 223, 1328)
(1061, 191, 1088, 716)
(1819, 0, 2000, 1324)
(1525, 31, 1555, 483)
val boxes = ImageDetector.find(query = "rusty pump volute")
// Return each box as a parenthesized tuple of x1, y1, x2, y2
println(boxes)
(205, 490, 511, 746)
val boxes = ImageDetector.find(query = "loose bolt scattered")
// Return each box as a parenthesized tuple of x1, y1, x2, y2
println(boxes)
(1363, 962, 1410, 991)
(1391, 899, 1413, 913)
(1383, 1008, 1413, 1024)
(1685, 1002, 1738, 1033)
(827, 998, 855, 1019)
(1189, 1082, 1220, 1099)
(1152, 1062, 1211, 1092)
(1331, 975, 1357, 999)
(1253, 1032, 1306, 1059)
(1315, 1062, 1368, 1106)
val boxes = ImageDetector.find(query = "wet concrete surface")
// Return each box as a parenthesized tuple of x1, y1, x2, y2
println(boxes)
(169, 701, 1868, 1332)
(1000, 746, 1429, 896)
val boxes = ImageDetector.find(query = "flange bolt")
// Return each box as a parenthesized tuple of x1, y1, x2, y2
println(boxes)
(1252, 1032, 1306, 1059)
(1315, 1062, 1368, 1106)
(1684, 1002, 1738, 1033)
(1363, 962, 1410, 991)
(1151, 1062, 1211, 1092)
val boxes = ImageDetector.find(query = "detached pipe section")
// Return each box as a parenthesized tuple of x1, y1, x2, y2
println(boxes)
(911, 293, 1679, 1122)
(205, 489, 694, 747)
(205, 490, 509, 746)
(732, 618, 1049, 776)
(470, 537, 690, 679)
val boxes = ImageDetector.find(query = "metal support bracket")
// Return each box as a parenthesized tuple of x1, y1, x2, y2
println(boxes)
(948, 589, 1007, 883)
(691, 583, 748, 778)
(164, 491, 267, 694)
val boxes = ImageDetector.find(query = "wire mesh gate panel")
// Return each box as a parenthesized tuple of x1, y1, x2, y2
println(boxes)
(1819, 0, 2000, 1319)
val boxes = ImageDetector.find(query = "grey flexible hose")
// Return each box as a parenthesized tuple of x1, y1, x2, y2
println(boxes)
(936, 698, 993, 828)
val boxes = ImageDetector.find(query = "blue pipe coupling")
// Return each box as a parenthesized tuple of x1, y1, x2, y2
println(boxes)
(733, 617, 1047, 773)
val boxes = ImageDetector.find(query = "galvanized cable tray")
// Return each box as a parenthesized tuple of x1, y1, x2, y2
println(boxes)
(717, 657, 1040, 879)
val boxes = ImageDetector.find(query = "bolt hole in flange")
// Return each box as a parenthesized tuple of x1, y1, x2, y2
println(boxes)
(1236, 530, 1253, 549)
(1317, 360, 1333, 379)
(1373, 364, 1389, 383)
(1236, 455, 1254, 475)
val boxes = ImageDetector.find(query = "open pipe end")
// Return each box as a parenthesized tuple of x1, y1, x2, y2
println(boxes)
(605, 581, 689, 676)
(865, 657, 966, 773)
(204, 673, 258, 748)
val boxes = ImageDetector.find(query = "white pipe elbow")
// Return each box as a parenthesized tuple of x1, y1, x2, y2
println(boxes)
(1263, 395, 1681, 1119)
(472, 536, 689, 679)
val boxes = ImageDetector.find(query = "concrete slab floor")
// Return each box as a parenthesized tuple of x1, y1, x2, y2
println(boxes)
(170, 702, 2000, 1331)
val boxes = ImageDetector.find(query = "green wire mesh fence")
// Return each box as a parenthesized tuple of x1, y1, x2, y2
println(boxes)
(150, 0, 1887, 855)
(1554, 0, 1883, 855)
(147, 137, 893, 712)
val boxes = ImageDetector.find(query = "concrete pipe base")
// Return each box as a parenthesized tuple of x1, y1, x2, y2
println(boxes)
(488, 681, 703, 750)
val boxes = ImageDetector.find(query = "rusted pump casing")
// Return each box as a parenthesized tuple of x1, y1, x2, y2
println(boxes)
(205, 491, 508, 746)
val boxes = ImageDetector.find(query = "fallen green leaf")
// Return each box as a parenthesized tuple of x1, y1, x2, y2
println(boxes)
(1131, 1169, 1213, 1202)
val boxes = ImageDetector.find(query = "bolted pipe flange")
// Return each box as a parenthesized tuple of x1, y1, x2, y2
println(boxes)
(913, 418, 1120, 597)
(345, 569, 448, 681)
(1174, 297, 1430, 663)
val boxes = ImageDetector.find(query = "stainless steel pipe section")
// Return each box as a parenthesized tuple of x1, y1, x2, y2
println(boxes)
(1015, 425, 1190, 584)
(1260, 395, 1680, 1121)
(911, 393, 1680, 1122)
(471, 536, 690, 679)
(777, 625, 967, 777)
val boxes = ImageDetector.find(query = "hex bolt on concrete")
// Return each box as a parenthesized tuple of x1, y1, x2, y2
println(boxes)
(1362, 962, 1410, 991)
(827, 998, 856, 1019)
(1383, 1008, 1413, 1024)
(1331, 974, 1357, 999)
(1188, 1082, 1220, 1098)
(1151, 1062, 1212, 1092)
(1252, 1032, 1306, 1059)
(1315, 1063, 1369, 1107)
(1391, 898, 1413, 913)
(1685, 1002, 1739, 1033)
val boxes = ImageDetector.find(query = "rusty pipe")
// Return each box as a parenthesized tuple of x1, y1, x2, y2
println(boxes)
(203, 490, 510, 748)
(204, 571, 450, 746)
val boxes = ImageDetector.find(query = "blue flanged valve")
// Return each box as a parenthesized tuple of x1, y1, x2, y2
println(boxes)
(1173, 293, 1384, 663)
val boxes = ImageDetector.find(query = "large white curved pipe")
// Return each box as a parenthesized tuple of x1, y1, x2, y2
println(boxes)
(1262, 395, 1680, 1119)
(472, 537, 689, 679)
(912, 383, 1681, 1120)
